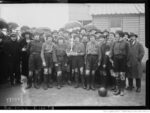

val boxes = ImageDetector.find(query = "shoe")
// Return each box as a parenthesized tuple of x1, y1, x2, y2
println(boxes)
(82, 85, 86, 89)
(16, 81, 22, 85)
(91, 85, 95, 90)
(126, 86, 133, 91)
(43, 84, 48, 90)
(61, 84, 64, 87)
(111, 86, 116, 91)
(120, 91, 124, 96)
(34, 83, 40, 89)
(26, 84, 32, 89)
(113, 90, 120, 95)
(113, 88, 117, 92)
(48, 83, 53, 88)
(74, 73, 79, 88)
(43, 75, 48, 90)
(11, 82, 15, 86)
(67, 80, 71, 85)
(74, 84, 79, 88)
(136, 88, 141, 93)
(57, 85, 61, 89)
(86, 85, 90, 90)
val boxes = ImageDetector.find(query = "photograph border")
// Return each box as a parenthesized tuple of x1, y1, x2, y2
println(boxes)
(0, 0, 149, 110)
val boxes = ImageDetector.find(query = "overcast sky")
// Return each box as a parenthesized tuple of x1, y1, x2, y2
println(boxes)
(0, 4, 69, 30)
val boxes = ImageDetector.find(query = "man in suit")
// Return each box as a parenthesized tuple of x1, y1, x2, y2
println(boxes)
(126, 33, 145, 93)
(3, 33, 21, 86)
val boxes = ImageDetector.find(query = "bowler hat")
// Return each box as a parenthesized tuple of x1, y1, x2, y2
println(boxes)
(129, 32, 138, 38)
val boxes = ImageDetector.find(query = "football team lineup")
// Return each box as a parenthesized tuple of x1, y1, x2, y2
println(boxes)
(0, 3, 146, 106)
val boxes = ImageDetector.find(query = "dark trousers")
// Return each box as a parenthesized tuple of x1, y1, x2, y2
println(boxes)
(128, 78, 141, 88)
(0, 56, 7, 84)
(7, 60, 20, 84)
(21, 54, 29, 77)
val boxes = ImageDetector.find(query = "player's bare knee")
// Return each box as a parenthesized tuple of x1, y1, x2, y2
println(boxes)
(48, 68, 52, 74)
(75, 68, 78, 73)
(29, 71, 33, 77)
(44, 68, 48, 74)
(57, 71, 62, 76)
(80, 67, 83, 74)
(92, 70, 95, 75)
(72, 69, 74, 74)
(85, 70, 90, 76)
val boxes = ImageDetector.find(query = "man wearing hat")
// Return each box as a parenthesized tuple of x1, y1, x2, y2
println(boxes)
(126, 33, 145, 93)
(3, 33, 21, 86)
(1, 28, 10, 42)
(123, 32, 130, 42)
(26, 32, 43, 89)
(40, 34, 56, 90)
(111, 30, 130, 96)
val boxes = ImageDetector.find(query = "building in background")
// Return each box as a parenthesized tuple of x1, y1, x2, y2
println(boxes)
(69, 4, 147, 62)
(68, 4, 92, 25)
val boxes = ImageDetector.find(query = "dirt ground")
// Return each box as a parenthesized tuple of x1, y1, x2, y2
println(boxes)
(0, 74, 146, 106)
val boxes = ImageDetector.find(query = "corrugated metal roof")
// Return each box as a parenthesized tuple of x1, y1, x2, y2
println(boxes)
(89, 4, 145, 15)
(69, 4, 92, 21)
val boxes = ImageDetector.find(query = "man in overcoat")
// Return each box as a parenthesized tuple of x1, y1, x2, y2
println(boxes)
(126, 33, 145, 93)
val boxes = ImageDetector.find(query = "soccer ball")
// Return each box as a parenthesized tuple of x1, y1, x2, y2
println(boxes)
(98, 87, 107, 97)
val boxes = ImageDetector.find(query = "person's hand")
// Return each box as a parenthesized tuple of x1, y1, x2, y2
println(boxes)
(65, 63, 67, 66)
(43, 61, 46, 67)
(22, 48, 26, 51)
(110, 59, 114, 67)
(55, 63, 58, 67)
(105, 51, 110, 56)
(110, 70, 115, 77)
(103, 64, 106, 68)
(26, 39, 30, 44)
(98, 62, 101, 66)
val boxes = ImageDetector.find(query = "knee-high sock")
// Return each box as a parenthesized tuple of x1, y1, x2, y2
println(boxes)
(75, 72, 79, 85)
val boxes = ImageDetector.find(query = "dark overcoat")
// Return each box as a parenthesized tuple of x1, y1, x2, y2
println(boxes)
(127, 41, 145, 79)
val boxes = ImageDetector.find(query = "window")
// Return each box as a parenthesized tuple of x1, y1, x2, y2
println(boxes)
(110, 17, 122, 28)
(110, 17, 122, 32)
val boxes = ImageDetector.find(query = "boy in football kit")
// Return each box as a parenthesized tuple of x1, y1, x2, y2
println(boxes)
(71, 35, 85, 88)
(81, 35, 89, 88)
(26, 32, 43, 89)
(111, 31, 130, 96)
(85, 34, 100, 90)
(41, 34, 56, 90)
(54, 37, 68, 89)
(99, 33, 116, 89)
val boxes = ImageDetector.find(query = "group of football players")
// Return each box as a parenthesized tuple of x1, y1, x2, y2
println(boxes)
(0, 26, 145, 96)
